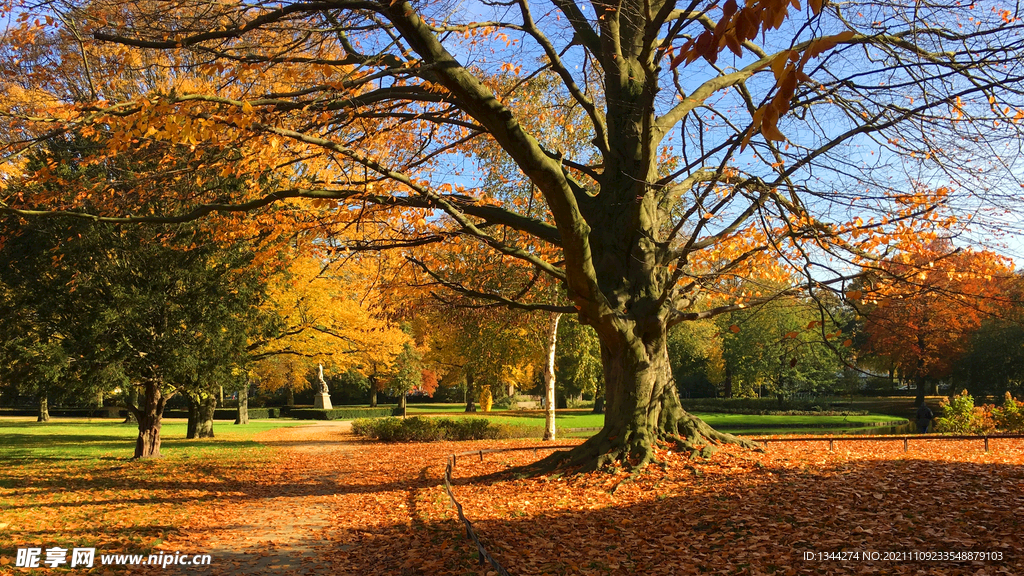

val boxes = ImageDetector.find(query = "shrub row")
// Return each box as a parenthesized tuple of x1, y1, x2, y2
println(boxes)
(0, 407, 119, 418)
(288, 407, 397, 421)
(679, 397, 868, 416)
(936, 391, 1024, 434)
(351, 416, 530, 441)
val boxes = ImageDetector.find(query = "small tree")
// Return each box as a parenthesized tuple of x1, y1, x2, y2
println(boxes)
(384, 340, 424, 417)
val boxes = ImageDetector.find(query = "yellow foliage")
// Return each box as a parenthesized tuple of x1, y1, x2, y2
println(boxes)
(478, 386, 493, 412)
(252, 253, 409, 391)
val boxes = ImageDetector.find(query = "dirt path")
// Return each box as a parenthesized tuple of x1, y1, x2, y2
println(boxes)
(157, 422, 359, 575)
(148, 421, 549, 576)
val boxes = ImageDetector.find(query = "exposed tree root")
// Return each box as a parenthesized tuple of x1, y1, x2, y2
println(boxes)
(524, 412, 760, 477)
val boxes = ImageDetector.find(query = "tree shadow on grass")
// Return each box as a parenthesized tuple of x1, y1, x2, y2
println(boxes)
(0, 435, 267, 461)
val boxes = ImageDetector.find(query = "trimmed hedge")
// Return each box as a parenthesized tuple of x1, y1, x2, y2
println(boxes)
(288, 407, 397, 421)
(162, 408, 279, 420)
(351, 416, 530, 441)
(679, 397, 868, 416)
(0, 407, 120, 418)
(246, 408, 278, 419)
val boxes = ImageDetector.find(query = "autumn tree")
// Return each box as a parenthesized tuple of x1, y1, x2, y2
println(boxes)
(249, 253, 410, 408)
(417, 305, 544, 412)
(859, 241, 1013, 406)
(4, 0, 1024, 468)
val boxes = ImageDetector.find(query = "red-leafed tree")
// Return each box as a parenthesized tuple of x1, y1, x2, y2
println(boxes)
(859, 241, 1013, 406)
(4, 0, 1024, 470)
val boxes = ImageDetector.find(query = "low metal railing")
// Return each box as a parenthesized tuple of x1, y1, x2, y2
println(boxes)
(752, 433, 1024, 452)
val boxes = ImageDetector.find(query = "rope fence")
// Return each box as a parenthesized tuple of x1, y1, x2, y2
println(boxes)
(442, 445, 575, 576)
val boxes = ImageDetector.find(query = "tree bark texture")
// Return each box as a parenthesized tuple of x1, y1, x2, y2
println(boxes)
(398, 393, 407, 418)
(543, 313, 561, 441)
(235, 381, 249, 425)
(132, 380, 167, 459)
(37, 395, 49, 422)
(537, 321, 756, 472)
(187, 393, 216, 439)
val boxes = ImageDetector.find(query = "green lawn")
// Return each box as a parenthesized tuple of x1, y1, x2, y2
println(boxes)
(693, 412, 905, 427)
(395, 409, 908, 437)
(0, 417, 307, 461)
(0, 417, 309, 563)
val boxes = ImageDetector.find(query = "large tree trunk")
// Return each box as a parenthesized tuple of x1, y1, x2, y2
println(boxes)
(370, 384, 378, 408)
(538, 322, 756, 472)
(187, 393, 216, 439)
(285, 387, 294, 406)
(235, 381, 249, 425)
(592, 395, 605, 414)
(38, 394, 49, 422)
(132, 380, 168, 459)
(398, 393, 407, 418)
(543, 313, 561, 441)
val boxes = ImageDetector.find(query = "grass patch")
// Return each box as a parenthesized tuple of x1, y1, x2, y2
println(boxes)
(694, 412, 906, 428)
(401, 411, 906, 437)
(0, 417, 307, 461)
(0, 417, 306, 563)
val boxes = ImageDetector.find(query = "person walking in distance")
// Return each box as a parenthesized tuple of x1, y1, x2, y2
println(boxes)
(916, 402, 934, 434)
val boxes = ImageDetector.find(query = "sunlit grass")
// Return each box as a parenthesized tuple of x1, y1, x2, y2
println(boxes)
(0, 417, 309, 566)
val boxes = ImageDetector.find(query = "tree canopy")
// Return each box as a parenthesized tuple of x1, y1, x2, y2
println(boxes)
(3, 0, 1024, 468)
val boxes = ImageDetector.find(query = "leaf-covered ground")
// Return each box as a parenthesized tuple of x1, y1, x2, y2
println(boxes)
(154, 427, 1024, 576)
(4, 420, 1023, 575)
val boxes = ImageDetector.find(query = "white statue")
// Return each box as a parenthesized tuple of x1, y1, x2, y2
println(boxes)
(318, 363, 329, 393)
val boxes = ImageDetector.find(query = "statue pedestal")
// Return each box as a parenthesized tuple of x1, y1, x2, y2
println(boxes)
(314, 392, 333, 410)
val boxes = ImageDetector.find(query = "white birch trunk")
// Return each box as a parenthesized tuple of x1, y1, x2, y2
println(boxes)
(543, 312, 561, 441)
